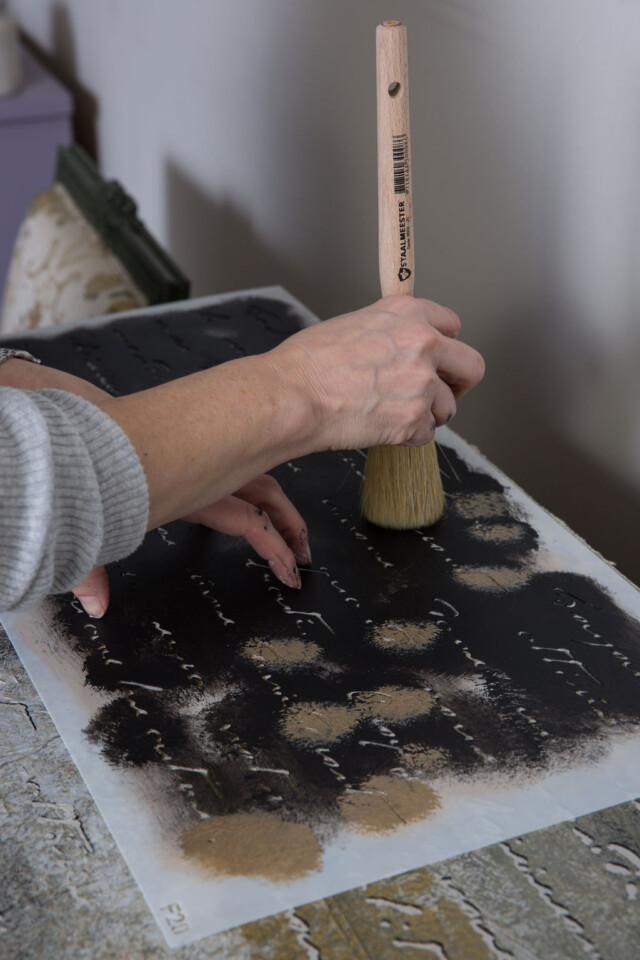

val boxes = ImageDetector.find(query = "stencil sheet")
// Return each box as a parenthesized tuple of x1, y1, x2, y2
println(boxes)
(2, 289, 640, 947)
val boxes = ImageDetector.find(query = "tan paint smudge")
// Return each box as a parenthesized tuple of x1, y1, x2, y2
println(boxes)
(281, 701, 357, 745)
(282, 684, 435, 746)
(453, 565, 531, 592)
(339, 775, 441, 834)
(179, 812, 322, 882)
(370, 620, 440, 652)
(352, 685, 434, 723)
(242, 637, 321, 668)
(468, 523, 526, 544)
(452, 492, 508, 520)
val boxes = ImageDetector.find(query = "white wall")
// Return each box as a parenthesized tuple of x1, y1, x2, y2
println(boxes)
(10, 0, 640, 578)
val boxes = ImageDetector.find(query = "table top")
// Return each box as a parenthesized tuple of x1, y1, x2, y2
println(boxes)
(1, 289, 639, 960)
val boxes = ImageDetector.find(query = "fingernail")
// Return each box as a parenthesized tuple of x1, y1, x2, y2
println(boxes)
(269, 560, 301, 589)
(79, 596, 106, 618)
(297, 531, 312, 566)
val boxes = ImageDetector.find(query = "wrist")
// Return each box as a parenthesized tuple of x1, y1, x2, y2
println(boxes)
(0, 356, 42, 388)
(254, 350, 321, 461)
(97, 351, 323, 531)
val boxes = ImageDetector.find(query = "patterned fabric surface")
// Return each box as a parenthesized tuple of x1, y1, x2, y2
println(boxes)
(0, 184, 147, 333)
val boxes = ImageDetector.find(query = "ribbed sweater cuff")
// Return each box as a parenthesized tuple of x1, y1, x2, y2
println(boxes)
(40, 389, 149, 567)
(0, 387, 149, 612)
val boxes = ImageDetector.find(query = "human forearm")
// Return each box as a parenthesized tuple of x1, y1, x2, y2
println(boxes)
(0, 351, 313, 532)
(98, 353, 315, 531)
(0, 295, 485, 615)
(97, 295, 484, 531)
(0, 386, 147, 612)
(0, 357, 109, 404)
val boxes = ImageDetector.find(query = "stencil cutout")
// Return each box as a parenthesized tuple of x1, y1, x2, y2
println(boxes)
(3, 291, 640, 947)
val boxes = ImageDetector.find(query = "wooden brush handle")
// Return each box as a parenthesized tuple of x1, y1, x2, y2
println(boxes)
(377, 21, 414, 297)
(362, 21, 444, 531)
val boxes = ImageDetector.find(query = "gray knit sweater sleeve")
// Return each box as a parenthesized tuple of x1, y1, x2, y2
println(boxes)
(0, 387, 149, 612)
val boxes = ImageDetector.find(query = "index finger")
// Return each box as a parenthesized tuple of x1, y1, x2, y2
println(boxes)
(435, 336, 486, 398)
(234, 474, 312, 566)
(416, 299, 462, 339)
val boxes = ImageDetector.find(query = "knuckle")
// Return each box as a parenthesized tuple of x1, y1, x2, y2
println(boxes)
(406, 419, 436, 447)
(395, 325, 428, 355)
(243, 501, 270, 536)
(421, 369, 439, 394)
(406, 397, 428, 430)
(380, 294, 415, 314)
(419, 300, 461, 337)
(252, 474, 281, 497)
(447, 309, 462, 335)
(418, 428, 436, 446)
(418, 324, 439, 351)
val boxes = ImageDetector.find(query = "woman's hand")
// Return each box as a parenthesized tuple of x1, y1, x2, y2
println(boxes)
(184, 474, 311, 588)
(263, 295, 485, 450)
(2, 293, 484, 617)
(99, 295, 485, 531)
(0, 356, 313, 615)
(72, 473, 311, 617)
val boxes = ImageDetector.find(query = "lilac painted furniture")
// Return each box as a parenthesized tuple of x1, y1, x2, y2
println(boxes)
(0, 46, 72, 300)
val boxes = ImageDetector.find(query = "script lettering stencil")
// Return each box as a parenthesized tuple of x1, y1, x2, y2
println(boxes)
(3, 291, 640, 947)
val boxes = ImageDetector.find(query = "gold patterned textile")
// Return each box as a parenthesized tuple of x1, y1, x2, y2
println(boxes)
(0, 184, 146, 333)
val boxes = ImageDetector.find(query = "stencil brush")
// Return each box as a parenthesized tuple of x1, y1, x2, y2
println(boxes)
(361, 20, 445, 529)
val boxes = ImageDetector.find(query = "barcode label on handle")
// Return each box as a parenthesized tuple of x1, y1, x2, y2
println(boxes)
(392, 134, 409, 194)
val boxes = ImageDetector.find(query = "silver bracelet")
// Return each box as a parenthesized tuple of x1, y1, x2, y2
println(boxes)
(0, 348, 42, 367)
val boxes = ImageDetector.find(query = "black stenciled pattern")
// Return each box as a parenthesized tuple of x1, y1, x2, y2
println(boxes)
(0, 297, 298, 395)
(7, 296, 640, 836)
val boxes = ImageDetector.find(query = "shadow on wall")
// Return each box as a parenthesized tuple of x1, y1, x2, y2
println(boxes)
(455, 306, 640, 587)
(164, 159, 327, 312)
(166, 148, 640, 585)
(165, 1, 381, 321)
(21, 2, 98, 159)
(18, 0, 638, 584)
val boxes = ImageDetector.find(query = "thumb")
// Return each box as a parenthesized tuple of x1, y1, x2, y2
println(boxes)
(73, 565, 110, 618)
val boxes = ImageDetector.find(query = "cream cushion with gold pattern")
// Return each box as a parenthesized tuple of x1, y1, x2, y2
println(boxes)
(0, 183, 147, 333)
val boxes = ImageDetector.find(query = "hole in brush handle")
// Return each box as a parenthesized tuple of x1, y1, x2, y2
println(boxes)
(388, 81, 401, 97)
